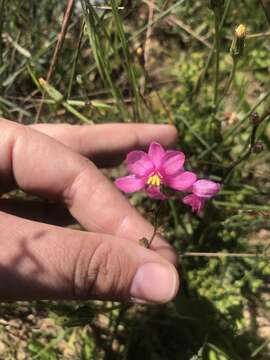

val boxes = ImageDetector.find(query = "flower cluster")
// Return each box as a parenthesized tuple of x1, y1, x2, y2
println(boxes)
(115, 142, 220, 213)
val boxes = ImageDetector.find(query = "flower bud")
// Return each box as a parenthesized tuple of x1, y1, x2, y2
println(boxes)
(230, 24, 247, 59)
(235, 24, 247, 39)
(136, 47, 143, 56)
(252, 142, 264, 154)
(250, 112, 261, 126)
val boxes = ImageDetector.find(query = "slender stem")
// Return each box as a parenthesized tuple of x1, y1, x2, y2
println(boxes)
(67, 19, 84, 99)
(179, 252, 270, 258)
(193, 0, 232, 97)
(217, 58, 237, 107)
(221, 122, 259, 184)
(147, 201, 163, 248)
(62, 102, 93, 124)
(213, 11, 220, 108)
(213, 201, 270, 212)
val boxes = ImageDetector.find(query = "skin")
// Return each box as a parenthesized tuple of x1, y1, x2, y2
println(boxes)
(0, 118, 180, 303)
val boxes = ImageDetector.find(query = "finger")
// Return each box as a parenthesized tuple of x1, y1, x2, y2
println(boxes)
(30, 123, 178, 167)
(0, 212, 179, 302)
(0, 119, 177, 264)
(0, 198, 75, 226)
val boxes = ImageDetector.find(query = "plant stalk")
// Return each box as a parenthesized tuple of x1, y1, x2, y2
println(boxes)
(213, 11, 220, 108)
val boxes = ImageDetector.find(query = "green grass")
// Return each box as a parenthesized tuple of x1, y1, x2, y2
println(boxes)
(0, 0, 270, 359)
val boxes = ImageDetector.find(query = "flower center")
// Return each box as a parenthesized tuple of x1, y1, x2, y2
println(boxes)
(147, 174, 161, 187)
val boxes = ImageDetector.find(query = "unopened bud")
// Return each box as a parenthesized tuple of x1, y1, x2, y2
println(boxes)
(235, 24, 246, 39)
(252, 142, 264, 154)
(136, 47, 143, 56)
(230, 24, 247, 59)
(39, 78, 64, 103)
(250, 112, 261, 126)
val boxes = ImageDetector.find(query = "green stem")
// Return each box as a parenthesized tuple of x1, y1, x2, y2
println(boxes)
(66, 19, 84, 99)
(217, 58, 237, 107)
(213, 201, 270, 212)
(193, 0, 232, 97)
(213, 11, 220, 108)
(62, 102, 93, 124)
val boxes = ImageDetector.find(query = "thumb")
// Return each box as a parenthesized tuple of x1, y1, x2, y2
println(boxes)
(80, 235, 179, 303)
(0, 213, 179, 303)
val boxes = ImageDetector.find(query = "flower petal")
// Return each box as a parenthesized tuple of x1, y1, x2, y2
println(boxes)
(126, 151, 154, 177)
(115, 175, 146, 193)
(146, 186, 167, 200)
(148, 142, 166, 168)
(192, 180, 220, 199)
(160, 150, 185, 176)
(182, 194, 205, 212)
(165, 171, 197, 191)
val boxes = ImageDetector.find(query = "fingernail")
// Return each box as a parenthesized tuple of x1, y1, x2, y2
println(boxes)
(130, 263, 179, 304)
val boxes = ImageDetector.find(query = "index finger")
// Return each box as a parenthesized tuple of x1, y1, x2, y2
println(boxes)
(0, 119, 177, 264)
(30, 123, 178, 167)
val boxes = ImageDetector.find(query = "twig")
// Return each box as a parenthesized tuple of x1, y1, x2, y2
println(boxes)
(247, 31, 270, 38)
(35, 0, 75, 122)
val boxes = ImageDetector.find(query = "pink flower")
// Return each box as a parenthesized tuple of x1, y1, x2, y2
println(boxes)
(115, 142, 197, 200)
(182, 179, 220, 212)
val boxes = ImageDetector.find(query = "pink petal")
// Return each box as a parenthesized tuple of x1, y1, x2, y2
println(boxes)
(115, 175, 146, 193)
(126, 151, 154, 177)
(165, 171, 197, 191)
(146, 186, 167, 200)
(148, 142, 166, 168)
(192, 180, 220, 199)
(160, 151, 185, 176)
(182, 194, 205, 212)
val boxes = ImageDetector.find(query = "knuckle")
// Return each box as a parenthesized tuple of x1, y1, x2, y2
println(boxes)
(73, 239, 130, 300)
(62, 162, 92, 206)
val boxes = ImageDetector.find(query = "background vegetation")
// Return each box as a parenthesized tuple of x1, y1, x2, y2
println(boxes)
(0, 0, 270, 358)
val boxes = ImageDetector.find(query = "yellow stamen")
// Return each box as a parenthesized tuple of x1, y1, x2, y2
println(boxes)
(147, 174, 161, 186)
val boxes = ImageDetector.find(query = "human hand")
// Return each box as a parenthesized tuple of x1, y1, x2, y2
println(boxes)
(0, 118, 179, 303)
